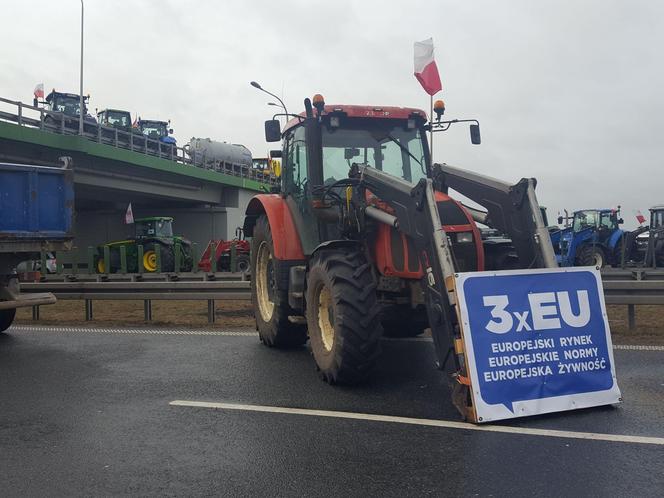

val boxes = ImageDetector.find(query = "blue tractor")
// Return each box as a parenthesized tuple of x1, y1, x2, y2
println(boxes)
(551, 208, 625, 267)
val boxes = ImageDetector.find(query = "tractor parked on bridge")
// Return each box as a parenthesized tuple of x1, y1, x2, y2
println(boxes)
(96, 109, 139, 134)
(95, 217, 193, 274)
(135, 119, 176, 152)
(551, 208, 626, 267)
(37, 89, 97, 131)
(635, 205, 664, 267)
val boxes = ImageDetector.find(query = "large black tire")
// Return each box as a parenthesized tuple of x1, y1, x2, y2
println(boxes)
(577, 245, 606, 268)
(305, 250, 381, 384)
(160, 246, 175, 272)
(0, 308, 16, 333)
(251, 215, 307, 347)
(381, 306, 428, 338)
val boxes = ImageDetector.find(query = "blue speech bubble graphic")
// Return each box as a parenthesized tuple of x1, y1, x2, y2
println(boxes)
(462, 270, 614, 413)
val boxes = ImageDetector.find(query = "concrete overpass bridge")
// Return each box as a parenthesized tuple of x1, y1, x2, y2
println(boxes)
(0, 97, 271, 252)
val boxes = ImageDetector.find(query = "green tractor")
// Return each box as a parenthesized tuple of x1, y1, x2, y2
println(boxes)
(95, 217, 193, 273)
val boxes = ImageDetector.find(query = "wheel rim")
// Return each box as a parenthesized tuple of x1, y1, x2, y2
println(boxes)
(97, 259, 106, 273)
(255, 241, 275, 322)
(317, 284, 335, 352)
(593, 251, 603, 267)
(143, 251, 157, 272)
(238, 258, 250, 272)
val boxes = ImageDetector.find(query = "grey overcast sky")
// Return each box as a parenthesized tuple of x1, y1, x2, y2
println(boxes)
(1, 0, 662, 226)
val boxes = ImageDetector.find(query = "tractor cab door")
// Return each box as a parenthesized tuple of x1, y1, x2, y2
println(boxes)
(282, 124, 320, 255)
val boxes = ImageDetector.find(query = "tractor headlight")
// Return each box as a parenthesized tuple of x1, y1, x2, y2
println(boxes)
(456, 232, 473, 243)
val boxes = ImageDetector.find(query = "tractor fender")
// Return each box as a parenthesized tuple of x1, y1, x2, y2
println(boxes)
(243, 194, 305, 260)
(608, 229, 625, 250)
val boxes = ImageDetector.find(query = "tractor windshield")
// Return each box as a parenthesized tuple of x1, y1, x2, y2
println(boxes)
(140, 122, 168, 138)
(53, 95, 82, 116)
(572, 210, 599, 232)
(321, 121, 427, 184)
(106, 111, 130, 128)
(136, 220, 173, 238)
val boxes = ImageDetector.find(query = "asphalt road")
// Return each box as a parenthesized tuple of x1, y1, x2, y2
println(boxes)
(1, 325, 663, 497)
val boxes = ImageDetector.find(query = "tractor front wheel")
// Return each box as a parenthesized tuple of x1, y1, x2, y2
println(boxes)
(251, 215, 307, 347)
(143, 250, 158, 272)
(306, 250, 381, 384)
(577, 245, 606, 268)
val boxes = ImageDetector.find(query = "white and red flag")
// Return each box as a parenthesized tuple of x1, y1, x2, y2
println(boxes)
(125, 203, 134, 224)
(636, 210, 646, 225)
(33, 83, 44, 99)
(413, 38, 442, 96)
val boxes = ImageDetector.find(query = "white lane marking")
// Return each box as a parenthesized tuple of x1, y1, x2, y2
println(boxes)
(10, 325, 664, 350)
(384, 336, 664, 351)
(9, 325, 257, 336)
(170, 400, 664, 446)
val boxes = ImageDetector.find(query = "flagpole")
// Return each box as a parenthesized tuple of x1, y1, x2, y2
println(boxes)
(430, 94, 434, 162)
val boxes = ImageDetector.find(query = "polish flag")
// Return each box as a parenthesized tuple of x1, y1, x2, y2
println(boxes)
(33, 83, 44, 99)
(125, 203, 134, 224)
(636, 210, 646, 225)
(413, 38, 442, 96)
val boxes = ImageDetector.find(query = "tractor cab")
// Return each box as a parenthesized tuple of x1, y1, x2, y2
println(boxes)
(135, 119, 176, 146)
(134, 217, 174, 239)
(39, 90, 97, 127)
(97, 108, 133, 132)
(555, 208, 625, 267)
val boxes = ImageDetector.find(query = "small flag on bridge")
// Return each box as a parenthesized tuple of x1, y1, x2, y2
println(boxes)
(125, 203, 134, 224)
(33, 83, 44, 100)
(636, 210, 646, 225)
(413, 38, 442, 96)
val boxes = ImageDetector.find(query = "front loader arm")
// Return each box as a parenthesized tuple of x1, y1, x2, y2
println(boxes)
(355, 166, 460, 370)
(433, 163, 557, 269)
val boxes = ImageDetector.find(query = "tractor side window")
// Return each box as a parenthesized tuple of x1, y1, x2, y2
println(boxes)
(600, 213, 616, 230)
(287, 126, 308, 191)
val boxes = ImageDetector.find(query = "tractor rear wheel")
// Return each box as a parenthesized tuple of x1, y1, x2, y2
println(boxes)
(251, 215, 307, 347)
(0, 308, 16, 333)
(577, 245, 606, 268)
(306, 250, 381, 384)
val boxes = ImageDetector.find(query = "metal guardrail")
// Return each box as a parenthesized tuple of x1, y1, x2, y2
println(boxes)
(21, 277, 250, 323)
(0, 96, 276, 185)
(18, 267, 664, 328)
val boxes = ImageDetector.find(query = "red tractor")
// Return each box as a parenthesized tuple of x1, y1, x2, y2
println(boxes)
(198, 228, 251, 273)
(243, 92, 555, 417)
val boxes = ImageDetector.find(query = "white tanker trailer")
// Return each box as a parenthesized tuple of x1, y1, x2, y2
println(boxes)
(185, 138, 253, 171)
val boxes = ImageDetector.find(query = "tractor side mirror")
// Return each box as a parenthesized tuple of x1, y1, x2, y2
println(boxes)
(264, 119, 281, 142)
(470, 124, 481, 145)
(618, 218, 624, 225)
(269, 149, 282, 158)
(168, 128, 174, 134)
(557, 216, 564, 225)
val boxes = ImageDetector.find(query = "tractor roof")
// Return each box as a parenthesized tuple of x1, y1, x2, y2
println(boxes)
(283, 104, 428, 134)
(99, 108, 130, 114)
(138, 119, 168, 125)
(135, 216, 173, 222)
(574, 208, 616, 214)
(650, 205, 664, 211)
(45, 91, 82, 102)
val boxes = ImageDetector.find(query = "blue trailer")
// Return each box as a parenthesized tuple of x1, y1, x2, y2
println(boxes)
(0, 160, 74, 331)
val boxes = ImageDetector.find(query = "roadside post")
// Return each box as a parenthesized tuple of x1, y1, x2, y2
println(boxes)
(455, 267, 621, 423)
